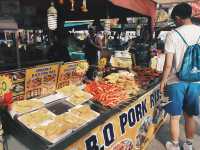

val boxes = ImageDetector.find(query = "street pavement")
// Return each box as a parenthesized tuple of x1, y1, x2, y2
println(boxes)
(147, 116, 200, 150)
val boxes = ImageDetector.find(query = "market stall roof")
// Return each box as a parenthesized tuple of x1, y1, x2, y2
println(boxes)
(111, 0, 156, 17)
(65, 0, 146, 21)
(0, 18, 18, 30)
(152, 0, 198, 4)
(111, 0, 156, 29)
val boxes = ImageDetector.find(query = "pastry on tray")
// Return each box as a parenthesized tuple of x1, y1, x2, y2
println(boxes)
(69, 105, 99, 121)
(18, 108, 55, 128)
(66, 90, 93, 105)
(12, 99, 44, 114)
(33, 116, 78, 142)
(56, 112, 86, 126)
(56, 85, 81, 96)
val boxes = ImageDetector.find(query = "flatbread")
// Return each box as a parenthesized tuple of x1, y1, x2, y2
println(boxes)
(18, 108, 55, 128)
(12, 99, 44, 114)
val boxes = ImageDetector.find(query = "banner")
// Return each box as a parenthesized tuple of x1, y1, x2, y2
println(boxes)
(65, 85, 166, 150)
(25, 64, 59, 99)
(57, 60, 88, 89)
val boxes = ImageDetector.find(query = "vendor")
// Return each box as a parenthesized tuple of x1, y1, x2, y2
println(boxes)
(84, 26, 102, 80)
(47, 32, 71, 63)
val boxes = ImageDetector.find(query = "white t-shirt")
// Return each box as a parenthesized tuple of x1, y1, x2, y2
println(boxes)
(156, 54, 165, 72)
(165, 24, 200, 84)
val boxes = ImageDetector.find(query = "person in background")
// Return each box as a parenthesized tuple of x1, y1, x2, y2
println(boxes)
(84, 26, 102, 80)
(160, 3, 200, 150)
(47, 31, 71, 62)
(112, 32, 121, 50)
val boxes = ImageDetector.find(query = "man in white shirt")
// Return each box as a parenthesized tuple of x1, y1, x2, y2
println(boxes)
(160, 3, 200, 150)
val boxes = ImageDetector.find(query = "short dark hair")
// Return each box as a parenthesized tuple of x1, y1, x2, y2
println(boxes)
(171, 3, 192, 20)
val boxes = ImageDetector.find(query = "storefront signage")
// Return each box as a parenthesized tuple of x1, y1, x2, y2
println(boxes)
(85, 99, 148, 150)
(25, 64, 59, 99)
(65, 86, 165, 150)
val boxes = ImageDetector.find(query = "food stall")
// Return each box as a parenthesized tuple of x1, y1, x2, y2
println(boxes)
(0, 0, 168, 150)
(1, 60, 165, 150)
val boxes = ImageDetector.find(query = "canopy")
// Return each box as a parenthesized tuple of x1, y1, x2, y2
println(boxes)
(0, 18, 18, 30)
(111, 0, 156, 18)
(152, 0, 197, 4)
(111, 0, 157, 30)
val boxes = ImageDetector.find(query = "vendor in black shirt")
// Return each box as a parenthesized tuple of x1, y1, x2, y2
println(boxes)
(84, 26, 102, 80)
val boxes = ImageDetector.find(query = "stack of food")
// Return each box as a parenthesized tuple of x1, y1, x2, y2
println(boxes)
(85, 81, 129, 108)
(56, 112, 86, 126)
(69, 105, 99, 121)
(133, 67, 161, 87)
(33, 105, 98, 142)
(18, 108, 55, 129)
(33, 117, 77, 142)
(105, 72, 140, 96)
(56, 85, 93, 105)
(75, 61, 89, 75)
(12, 99, 44, 114)
(111, 57, 132, 69)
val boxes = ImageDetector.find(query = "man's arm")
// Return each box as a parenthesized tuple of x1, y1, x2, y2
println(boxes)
(88, 37, 102, 50)
(160, 52, 174, 93)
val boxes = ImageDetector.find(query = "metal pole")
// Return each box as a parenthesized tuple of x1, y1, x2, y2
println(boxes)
(15, 31, 21, 68)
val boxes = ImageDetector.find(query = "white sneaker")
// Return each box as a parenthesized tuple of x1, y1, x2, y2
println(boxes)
(183, 142, 193, 150)
(166, 141, 180, 150)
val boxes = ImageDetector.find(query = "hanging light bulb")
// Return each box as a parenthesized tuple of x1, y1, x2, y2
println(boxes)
(70, 0, 75, 11)
(81, 0, 88, 12)
(47, 2, 58, 30)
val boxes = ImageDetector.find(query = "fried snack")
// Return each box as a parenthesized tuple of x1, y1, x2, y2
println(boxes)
(56, 85, 81, 96)
(105, 72, 140, 96)
(69, 105, 99, 121)
(12, 99, 44, 114)
(56, 112, 86, 126)
(18, 108, 55, 128)
(34, 118, 76, 142)
(67, 91, 92, 105)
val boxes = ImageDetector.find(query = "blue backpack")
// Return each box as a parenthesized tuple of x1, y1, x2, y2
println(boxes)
(174, 29, 200, 82)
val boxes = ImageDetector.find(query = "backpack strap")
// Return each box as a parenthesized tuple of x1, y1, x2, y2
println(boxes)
(174, 29, 189, 46)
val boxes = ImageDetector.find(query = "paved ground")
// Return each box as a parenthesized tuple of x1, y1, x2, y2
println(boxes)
(5, 116, 200, 150)
(147, 116, 200, 150)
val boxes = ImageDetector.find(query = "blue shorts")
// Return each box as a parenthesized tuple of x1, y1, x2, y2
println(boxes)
(164, 82, 200, 116)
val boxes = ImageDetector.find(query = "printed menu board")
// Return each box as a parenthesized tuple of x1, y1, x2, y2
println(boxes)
(25, 64, 59, 99)
(0, 70, 25, 101)
(57, 60, 88, 89)
(10, 70, 25, 101)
